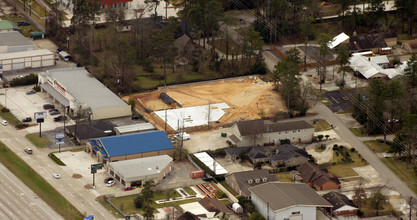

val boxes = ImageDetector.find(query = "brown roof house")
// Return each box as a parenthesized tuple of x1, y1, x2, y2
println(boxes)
(346, 32, 397, 53)
(225, 169, 278, 197)
(402, 39, 417, 54)
(198, 197, 234, 216)
(248, 182, 333, 220)
(175, 34, 201, 65)
(229, 119, 314, 147)
(224, 146, 269, 164)
(296, 162, 340, 191)
(323, 191, 358, 216)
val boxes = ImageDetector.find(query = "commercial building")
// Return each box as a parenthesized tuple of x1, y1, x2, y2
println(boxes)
(249, 182, 332, 220)
(0, 31, 33, 53)
(0, 49, 54, 71)
(60, 0, 132, 13)
(107, 155, 173, 187)
(229, 119, 314, 146)
(87, 130, 174, 163)
(38, 67, 131, 120)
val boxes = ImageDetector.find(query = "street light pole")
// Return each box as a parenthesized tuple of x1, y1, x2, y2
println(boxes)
(66, 36, 70, 51)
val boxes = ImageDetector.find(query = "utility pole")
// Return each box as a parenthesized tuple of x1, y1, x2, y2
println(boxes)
(409, 197, 413, 220)
(207, 101, 211, 129)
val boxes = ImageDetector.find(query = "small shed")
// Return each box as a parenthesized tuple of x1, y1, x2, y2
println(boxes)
(232, 203, 243, 213)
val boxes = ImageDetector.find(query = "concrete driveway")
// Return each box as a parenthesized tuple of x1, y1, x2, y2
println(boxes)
(183, 127, 232, 153)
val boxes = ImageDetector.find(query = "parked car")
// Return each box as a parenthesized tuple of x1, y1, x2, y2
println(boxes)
(106, 180, 116, 187)
(123, 187, 134, 191)
(16, 75, 23, 79)
(53, 173, 60, 179)
(17, 21, 30, 26)
(26, 90, 36, 95)
(43, 104, 55, 110)
(24, 148, 33, 154)
(53, 116, 67, 122)
(2, 83, 9, 88)
(49, 108, 58, 113)
(104, 177, 114, 183)
(131, 114, 140, 120)
(174, 132, 191, 140)
(22, 117, 32, 123)
(1, 120, 7, 126)
(50, 110, 60, 115)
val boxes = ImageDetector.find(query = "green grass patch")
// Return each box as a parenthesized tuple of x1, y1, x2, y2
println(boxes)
(349, 127, 367, 137)
(99, 200, 123, 218)
(323, 151, 367, 178)
(1, 15, 40, 37)
(184, 186, 196, 196)
(0, 106, 23, 126)
(360, 197, 402, 217)
(48, 153, 66, 166)
(309, 119, 332, 132)
(313, 89, 328, 94)
(408, 184, 417, 195)
(219, 181, 238, 196)
(153, 190, 181, 201)
(275, 172, 294, 182)
(381, 157, 417, 183)
(315, 148, 324, 152)
(24, 1, 47, 17)
(318, 97, 331, 105)
(0, 142, 83, 219)
(25, 133, 51, 148)
(364, 140, 390, 153)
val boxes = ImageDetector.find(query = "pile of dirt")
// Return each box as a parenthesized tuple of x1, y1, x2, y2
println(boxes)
(72, 174, 82, 178)
(84, 184, 93, 189)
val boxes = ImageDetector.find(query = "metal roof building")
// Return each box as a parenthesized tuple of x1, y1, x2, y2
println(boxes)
(87, 130, 174, 163)
(108, 155, 173, 187)
(0, 31, 34, 53)
(38, 67, 131, 120)
(114, 123, 156, 135)
(0, 20, 21, 32)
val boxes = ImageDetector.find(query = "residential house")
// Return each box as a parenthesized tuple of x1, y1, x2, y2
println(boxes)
(225, 170, 278, 197)
(346, 32, 397, 53)
(296, 162, 340, 191)
(323, 191, 358, 216)
(224, 146, 269, 164)
(268, 144, 310, 166)
(349, 55, 403, 79)
(198, 198, 234, 215)
(229, 119, 314, 147)
(174, 34, 201, 64)
(248, 182, 333, 220)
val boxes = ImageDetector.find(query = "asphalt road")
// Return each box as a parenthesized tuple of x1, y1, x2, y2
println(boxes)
(312, 102, 417, 200)
(0, 126, 115, 219)
(0, 163, 63, 219)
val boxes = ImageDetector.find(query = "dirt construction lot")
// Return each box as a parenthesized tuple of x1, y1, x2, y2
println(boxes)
(126, 77, 286, 132)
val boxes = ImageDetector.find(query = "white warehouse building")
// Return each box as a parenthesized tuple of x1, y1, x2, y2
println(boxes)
(38, 67, 131, 120)
(0, 31, 34, 54)
(0, 49, 54, 71)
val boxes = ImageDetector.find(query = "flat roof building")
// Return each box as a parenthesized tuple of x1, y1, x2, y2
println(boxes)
(108, 155, 173, 187)
(87, 130, 174, 163)
(0, 31, 34, 53)
(38, 67, 131, 120)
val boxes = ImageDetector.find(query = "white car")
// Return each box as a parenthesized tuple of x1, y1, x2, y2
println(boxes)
(1, 120, 7, 126)
(53, 173, 61, 179)
(106, 180, 115, 187)
(174, 132, 190, 140)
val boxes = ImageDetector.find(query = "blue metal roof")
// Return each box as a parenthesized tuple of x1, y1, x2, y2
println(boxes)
(97, 130, 173, 157)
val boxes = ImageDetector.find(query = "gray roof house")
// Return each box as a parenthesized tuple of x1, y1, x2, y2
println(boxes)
(0, 31, 34, 53)
(225, 169, 278, 197)
(268, 144, 310, 166)
(230, 119, 314, 147)
(249, 182, 332, 220)
(224, 146, 269, 164)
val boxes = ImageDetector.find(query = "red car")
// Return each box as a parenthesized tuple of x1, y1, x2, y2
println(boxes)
(2, 83, 9, 88)
(123, 187, 134, 191)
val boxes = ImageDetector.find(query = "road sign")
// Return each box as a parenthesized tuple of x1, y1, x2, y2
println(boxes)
(55, 132, 65, 140)
(36, 118, 44, 123)
(34, 111, 47, 120)
(56, 141, 64, 145)
(91, 163, 102, 171)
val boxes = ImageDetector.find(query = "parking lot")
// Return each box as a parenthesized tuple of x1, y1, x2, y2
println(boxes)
(183, 127, 233, 153)
(317, 90, 353, 112)
(0, 86, 75, 133)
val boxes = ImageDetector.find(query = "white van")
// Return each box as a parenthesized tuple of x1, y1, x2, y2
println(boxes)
(58, 51, 71, 61)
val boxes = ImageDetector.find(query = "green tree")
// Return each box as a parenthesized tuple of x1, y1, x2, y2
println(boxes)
(336, 44, 350, 84)
(392, 131, 406, 156)
(385, 80, 406, 129)
(317, 33, 332, 91)
(371, 187, 386, 216)
(134, 195, 144, 209)
(249, 211, 265, 220)
(405, 54, 417, 113)
(242, 28, 264, 67)
(352, 94, 367, 124)
(368, 78, 387, 134)
(336, 0, 353, 23)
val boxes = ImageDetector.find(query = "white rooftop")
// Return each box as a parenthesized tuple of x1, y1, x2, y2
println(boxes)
(193, 152, 228, 175)
(328, 32, 349, 49)
(154, 103, 230, 131)
(114, 123, 155, 134)
(41, 67, 128, 109)
(108, 155, 173, 179)
(350, 55, 403, 79)
(0, 49, 52, 60)
(369, 55, 389, 65)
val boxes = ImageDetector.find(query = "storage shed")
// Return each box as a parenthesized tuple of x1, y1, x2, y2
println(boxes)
(232, 203, 243, 213)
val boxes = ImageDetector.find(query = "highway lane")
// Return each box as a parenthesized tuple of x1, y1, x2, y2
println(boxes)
(0, 163, 63, 219)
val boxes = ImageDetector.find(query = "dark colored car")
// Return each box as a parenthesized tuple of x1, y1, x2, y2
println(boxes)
(50, 110, 60, 115)
(43, 104, 55, 110)
(17, 21, 30, 26)
(53, 116, 67, 122)
(49, 108, 58, 113)
(22, 117, 32, 123)
(26, 90, 36, 95)
(131, 114, 140, 120)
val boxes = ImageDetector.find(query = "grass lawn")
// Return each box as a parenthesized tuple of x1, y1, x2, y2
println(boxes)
(25, 133, 51, 148)
(350, 127, 368, 137)
(219, 181, 238, 196)
(275, 172, 294, 182)
(0, 142, 83, 219)
(0, 16, 40, 37)
(309, 119, 332, 132)
(408, 184, 417, 194)
(184, 186, 196, 196)
(360, 197, 401, 217)
(99, 200, 123, 218)
(313, 89, 328, 94)
(364, 140, 390, 153)
(24, 1, 47, 17)
(318, 97, 331, 105)
(380, 157, 417, 183)
(110, 192, 201, 215)
(0, 105, 23, 126)
(323, 151, 367, 178)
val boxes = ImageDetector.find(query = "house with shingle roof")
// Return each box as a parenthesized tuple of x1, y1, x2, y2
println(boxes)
(296, 162, 340, 191)
(249, 182, 332, 220)
(229, 119, 314, 147)
(268, 144, 310, 166)
(225, 170, 278, 197)
(323, 191, 358, 216)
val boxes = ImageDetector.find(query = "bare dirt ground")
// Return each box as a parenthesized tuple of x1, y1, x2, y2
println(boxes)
(125, 77, 286, 133)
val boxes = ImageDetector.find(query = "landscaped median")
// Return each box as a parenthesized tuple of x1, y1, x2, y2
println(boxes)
(0, 141, 83, 219)
(25, 133, 51, 148)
